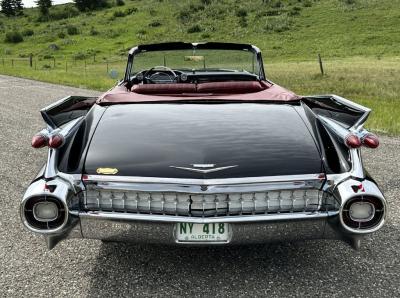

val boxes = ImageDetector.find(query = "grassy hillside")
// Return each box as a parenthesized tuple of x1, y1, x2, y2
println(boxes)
(0, 0, 399, 134)
(1, 0, 399, 60)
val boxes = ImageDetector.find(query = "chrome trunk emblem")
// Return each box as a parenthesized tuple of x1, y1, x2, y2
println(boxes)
(170, 164, 238, 174)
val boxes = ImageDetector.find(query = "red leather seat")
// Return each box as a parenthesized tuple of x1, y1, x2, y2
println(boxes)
(132, 84, 196, 94)
(197, 81, 266, 94)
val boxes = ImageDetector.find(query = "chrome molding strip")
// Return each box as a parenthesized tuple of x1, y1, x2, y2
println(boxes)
(170, 165, 238, 174)
(83, 173, 325, 186)
(77, 211, 333, 224)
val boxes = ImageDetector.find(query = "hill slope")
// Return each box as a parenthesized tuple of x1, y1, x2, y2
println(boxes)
(0, 0, 399, 60)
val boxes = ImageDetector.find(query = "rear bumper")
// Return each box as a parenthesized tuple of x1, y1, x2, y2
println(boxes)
(22, 173, 386, 250)
(80, 212, 330, 245)
(44, 210, 360, 248)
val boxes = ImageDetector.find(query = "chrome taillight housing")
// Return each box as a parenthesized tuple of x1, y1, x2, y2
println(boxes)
(341, 196, 385, 231)
(22, 196, 67, 231)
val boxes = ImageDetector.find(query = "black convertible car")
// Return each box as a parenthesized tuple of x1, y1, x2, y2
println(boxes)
(22, 42, 386, 250)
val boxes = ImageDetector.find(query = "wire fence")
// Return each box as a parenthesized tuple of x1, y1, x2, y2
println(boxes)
(0, 55, 127, 77)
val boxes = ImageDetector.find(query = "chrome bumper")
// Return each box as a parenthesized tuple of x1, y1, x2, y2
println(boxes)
(43, 210, 359, 249)
(78, 212, 331, 245)
(22, 172, 387, 250)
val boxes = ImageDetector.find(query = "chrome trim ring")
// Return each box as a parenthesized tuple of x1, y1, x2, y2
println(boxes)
(20, 195, 69, 235)
(339, 195, 386, 234)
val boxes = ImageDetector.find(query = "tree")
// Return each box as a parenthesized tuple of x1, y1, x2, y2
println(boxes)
(74, 0, 107, 11)
(12, 0, 23, 15)
(1, 0, 23, 16)
(1, 0, 15, 16)
(36, 0, 52, 17)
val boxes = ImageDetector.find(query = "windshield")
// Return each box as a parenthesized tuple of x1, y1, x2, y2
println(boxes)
(131, 49, 258, 74)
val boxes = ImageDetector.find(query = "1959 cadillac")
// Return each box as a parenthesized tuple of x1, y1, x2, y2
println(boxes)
(21, 42, 386, 250)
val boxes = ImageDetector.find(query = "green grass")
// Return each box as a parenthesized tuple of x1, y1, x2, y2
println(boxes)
(0, 0, 399, 134)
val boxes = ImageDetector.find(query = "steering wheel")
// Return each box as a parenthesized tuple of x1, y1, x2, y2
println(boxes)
(143, 66, 178, 84)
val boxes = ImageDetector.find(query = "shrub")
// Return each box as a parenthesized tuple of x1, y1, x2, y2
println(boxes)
(58, 31, 66, 39)
(289, 6, 302, 16)
(22, 29, 34, 36)
(239, 17, 247, 27)
(187, 24, 202, 33)
(125, 7, 138, 15)
(89, 27, 99, 35)
(236, 8, 247, 18)
(341, 0, 356, 4)
(113, 10, 126, 17)
(48, 43, 60, 50)
(116, 0, 125, 6)
(148, 20, 162, 27)
(43, 54, 54, 59)
(67, 25, 79, 35)
(4, 32, 23, 43)
(303, 0, 312, 7)
(42, 64, 51, 69)
(50, 6, 79, 20)
(178, 10, 191, 23)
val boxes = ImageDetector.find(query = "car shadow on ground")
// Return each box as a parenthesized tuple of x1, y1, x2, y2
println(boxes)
(85, 235, 393, 297)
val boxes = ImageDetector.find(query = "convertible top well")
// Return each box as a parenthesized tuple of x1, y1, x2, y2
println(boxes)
(97, 81, 300, 104)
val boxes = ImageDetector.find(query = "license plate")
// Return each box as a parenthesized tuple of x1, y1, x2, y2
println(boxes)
(176, 223, 230, 242)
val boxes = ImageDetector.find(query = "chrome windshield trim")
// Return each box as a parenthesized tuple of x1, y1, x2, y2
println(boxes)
(83, 173, 325, 186)
(78, 211, 333, 223)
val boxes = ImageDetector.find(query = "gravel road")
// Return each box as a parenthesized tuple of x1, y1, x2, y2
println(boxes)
(0, 74, 399, 297)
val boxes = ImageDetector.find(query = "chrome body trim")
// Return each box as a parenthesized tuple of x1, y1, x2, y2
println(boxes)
(83, 173, 325, 186)
(169, 165, 238, 174)
(78, 211, 332, 223)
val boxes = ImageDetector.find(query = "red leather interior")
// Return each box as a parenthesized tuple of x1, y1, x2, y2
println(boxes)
(132, 81, 267, 95)
(132, 83, 196, 94)
(196, 81, 266, 94)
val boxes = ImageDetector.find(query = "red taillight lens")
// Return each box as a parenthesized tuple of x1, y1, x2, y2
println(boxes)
(48, 134, 64, 149)
(345, 134, 361, 148)
(31, 134, 48, 148)
(362, 134, 379, 149)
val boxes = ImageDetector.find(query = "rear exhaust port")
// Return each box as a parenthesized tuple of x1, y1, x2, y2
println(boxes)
(341, 196, 385, 233)
(22, 196, 67, 232)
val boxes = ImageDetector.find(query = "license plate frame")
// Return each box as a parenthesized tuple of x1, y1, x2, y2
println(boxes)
(175, 222, 230, 243)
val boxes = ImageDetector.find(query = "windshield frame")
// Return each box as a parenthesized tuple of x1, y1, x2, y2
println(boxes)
(124, 42, 266, 82)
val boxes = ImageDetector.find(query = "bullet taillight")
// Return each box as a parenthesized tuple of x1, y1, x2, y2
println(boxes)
(48, 133, 65, 149)
(345, 134, 361, 148)
(361, 134, 379, 149)
(31, 134, 48, 148)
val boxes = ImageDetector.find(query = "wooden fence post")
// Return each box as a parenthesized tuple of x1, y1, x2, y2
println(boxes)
(84, 59, 87, 74)
(318, 53, 324, 76)
(65, 59, 68, 72)
(11, 59, 14, 67)
(53, 57, 56, 68)
(29, 54, 33, 67)
(106, 60, 109, 74)
(93, 53, 96, 63)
